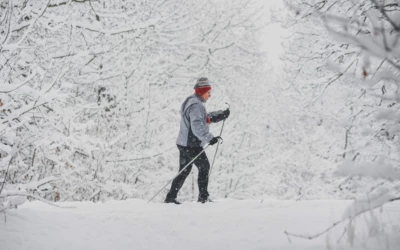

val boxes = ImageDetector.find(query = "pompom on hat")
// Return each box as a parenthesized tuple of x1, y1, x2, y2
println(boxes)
(194, 77, 212, 95)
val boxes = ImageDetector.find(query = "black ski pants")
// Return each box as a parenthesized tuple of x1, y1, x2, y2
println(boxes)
(166, 145, 210, 200)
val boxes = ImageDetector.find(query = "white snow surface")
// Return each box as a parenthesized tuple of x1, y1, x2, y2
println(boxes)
(1, 199, 399, 250)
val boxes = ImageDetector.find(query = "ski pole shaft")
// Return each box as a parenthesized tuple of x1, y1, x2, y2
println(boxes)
(209, 102, 229, 177)
(209, 119, 225, 177)
(148, 144, 210, 203)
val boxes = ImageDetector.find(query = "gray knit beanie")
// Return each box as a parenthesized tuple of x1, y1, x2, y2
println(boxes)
(194, 77, 211, 90)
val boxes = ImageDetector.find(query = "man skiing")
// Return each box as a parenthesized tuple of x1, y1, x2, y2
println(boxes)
(165, 77, 230, 204)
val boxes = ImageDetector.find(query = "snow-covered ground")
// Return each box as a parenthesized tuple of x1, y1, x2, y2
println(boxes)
(1, 199, 399, 250)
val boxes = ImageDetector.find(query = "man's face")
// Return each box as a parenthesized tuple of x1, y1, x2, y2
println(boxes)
(202, 90, 211, 101)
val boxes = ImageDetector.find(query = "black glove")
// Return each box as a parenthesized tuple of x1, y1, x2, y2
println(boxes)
(222, 109, 230, 119)
(209, 136, 222, 145)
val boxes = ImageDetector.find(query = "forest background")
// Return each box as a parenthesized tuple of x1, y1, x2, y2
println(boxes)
(0, 0, 399, 208)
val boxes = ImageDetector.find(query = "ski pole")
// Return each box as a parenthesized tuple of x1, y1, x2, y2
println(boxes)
(209, 103, 229, 177)
(148, 144, 211, 203)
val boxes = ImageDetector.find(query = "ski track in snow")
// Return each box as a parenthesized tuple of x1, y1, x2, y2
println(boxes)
(1, 199, 399, 250)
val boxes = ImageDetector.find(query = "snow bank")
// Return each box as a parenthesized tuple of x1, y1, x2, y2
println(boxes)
(1, 199, 399, 250)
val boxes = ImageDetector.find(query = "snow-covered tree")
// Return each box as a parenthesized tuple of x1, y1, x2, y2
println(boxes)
(281, 0, 400, 246)
(277, 0, 400, 199)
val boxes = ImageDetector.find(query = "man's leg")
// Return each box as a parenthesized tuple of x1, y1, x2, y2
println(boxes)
(193, 150, 210, 201)
(165, 146, 193, 200)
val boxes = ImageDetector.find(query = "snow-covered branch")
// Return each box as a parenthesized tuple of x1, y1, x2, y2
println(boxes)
(0, 191, 76, 212)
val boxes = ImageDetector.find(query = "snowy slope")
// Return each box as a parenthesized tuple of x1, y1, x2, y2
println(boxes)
(1, 199, 399, 250)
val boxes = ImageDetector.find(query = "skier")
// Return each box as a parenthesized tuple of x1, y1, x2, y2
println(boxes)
(165, 77, 230, 204)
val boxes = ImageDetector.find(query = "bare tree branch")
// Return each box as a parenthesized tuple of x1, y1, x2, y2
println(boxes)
(284, 197, 400, 240)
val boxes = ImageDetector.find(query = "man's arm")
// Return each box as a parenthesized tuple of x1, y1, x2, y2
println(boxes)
(189, 105, 214, 144)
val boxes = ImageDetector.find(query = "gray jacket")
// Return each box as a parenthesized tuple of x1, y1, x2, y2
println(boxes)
(176, 94, 225, 148)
